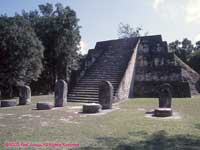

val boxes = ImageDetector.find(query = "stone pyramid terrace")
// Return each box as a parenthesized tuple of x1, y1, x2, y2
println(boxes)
(68, 35, 199, 102)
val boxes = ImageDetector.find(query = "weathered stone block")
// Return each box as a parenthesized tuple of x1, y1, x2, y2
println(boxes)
(154, 108, 173, 117)
(158, 83, 172, 108)
(54, 80, 67, 107)
(37, 102, 53, 110)
(1, 100, 17, 107)
(99, 81, 113, 109)
(82, 103, 101, 113)
(19, 85, 31, 105)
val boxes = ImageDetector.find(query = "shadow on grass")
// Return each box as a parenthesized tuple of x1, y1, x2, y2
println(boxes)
(195, 124, 200, 130)
(80, 130, 200, 150)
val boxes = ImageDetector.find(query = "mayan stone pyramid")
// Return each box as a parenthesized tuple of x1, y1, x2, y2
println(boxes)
(68, 35, 200, 102)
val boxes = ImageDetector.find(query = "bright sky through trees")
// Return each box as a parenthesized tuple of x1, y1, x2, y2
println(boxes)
(0, 0, 199, 54)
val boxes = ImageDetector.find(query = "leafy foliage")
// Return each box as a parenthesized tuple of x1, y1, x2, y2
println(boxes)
(21, 3, 81, 93)
(188, 50, 200, 74)
(0, 16, 44, 97)
(118, 23, 148, 39)
(169, 38, 193, 63)
(169, 38, 200, 74)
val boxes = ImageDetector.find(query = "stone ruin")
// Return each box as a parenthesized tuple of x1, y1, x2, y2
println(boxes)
(81, 80, 113, 114)
(54, 79, 67, 107)
(133, 38, 191, 98)
(68, 35, 199, 102)
(158, 83, 172, 108)
(37, 102, 53, 110)
(1, 100, 17, 107)
(19, 85, 31, 105)
(99, 81, 113, 109)
(82, 103, 102, 113)
(154, 83, 173, 117)
(35, 79, 68, 110)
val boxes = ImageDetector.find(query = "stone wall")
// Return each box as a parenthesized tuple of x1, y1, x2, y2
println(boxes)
(115, 39, 140, 101)
(133, 81, 190, 97)
(132, 36, 191, 97)
(175, 55, 200, 95)
(69, 35, 192, 101)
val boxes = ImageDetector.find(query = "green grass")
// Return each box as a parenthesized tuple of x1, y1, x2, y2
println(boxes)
(0, 95, 200, 149)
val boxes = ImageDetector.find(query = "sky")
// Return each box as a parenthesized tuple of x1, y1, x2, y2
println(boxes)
(0, 0, 199, 54)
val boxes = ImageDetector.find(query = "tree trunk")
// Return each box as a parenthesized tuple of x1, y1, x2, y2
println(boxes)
(8, 84, 13, 98)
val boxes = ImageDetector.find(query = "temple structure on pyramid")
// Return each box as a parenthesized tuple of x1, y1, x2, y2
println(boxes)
(68, 35, 200, 102)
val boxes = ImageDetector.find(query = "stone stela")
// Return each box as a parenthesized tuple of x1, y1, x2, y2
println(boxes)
(158, 83, 172, 108)
(154, 83, 173, 117)
(99, 81, 113, 109)
(19, 85, 31, 105)
(55, 79, 67, 107)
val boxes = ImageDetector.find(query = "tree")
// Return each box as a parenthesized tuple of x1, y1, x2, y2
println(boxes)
(168, 40, 181, 52)
(188, 40, 200, 74)
(22, 3, 81, 92)
(169, 38, 200, 75)
(169, 38, 193, 63)
(182, 38, 193, 53)
(118, 23, 147, 39)
(195, 41, 200, 50)
(188, 50, 200, 74)
(0, 16, 44, 98)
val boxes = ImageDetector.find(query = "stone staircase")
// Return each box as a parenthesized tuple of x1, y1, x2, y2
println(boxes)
(68, 38, 139, 102)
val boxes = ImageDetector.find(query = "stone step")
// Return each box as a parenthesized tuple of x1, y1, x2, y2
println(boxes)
(68, 98, 98, 103)
(78, 82, 119, 85)
(86, 72, 123, 75)
(87, 70, 124, 73)
(83, 76, 122, 79)
(68, 94, 98, 98)
(71, 89, 117, 94)
(68, 96, 98, 101)
(69, 91, 98, 95)
(74, 84, 98, 88)
(73, 85, 118, 90)
(83, 76, 121, 79)
(85, 74, 123, 77)
(73, 87, 99, 90)
(77, 82, 118, 86)
(71, 89, 99, 92)
(90, 66, 126, 69)
(90, 66, 126, 70)
(85, 74, 123, 78)
(68, 40, 134, 102)
(81, 79, 120, 82)
(78, 79, 119, 82)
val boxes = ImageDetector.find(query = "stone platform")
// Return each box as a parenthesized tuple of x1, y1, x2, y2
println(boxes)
(154, 108, 173, 117)
(37, 102, 53, 110)
(82, 103, 101, 113)
(1, 100, 17, 107)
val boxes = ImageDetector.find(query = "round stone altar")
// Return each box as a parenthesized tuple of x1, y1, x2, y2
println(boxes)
(37, 102, 53, 110)
(82, 103, 102, 113)
(154, 108, 173, 117)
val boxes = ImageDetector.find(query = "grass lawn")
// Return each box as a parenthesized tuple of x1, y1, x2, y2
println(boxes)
(0, 95, 200, 150)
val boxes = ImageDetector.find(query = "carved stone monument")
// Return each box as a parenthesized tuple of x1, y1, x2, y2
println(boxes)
(99, 81, 113, 109)
(82, 103, 102, 113)
(158, 83, 172, 108)
(154, 83, 173, 117)
(19, 85, 31, 105)
(1, 100, 17, 107)
(54, 79, 67, 107)
(37, 102, 53, 110)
